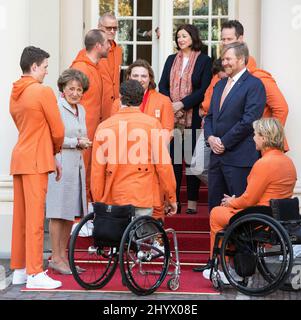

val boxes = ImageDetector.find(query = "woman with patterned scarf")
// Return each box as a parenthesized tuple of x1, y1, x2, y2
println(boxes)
(159, 24, 212, 214)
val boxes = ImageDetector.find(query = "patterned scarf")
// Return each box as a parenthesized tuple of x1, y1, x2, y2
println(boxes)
(170, 50, 201, 130)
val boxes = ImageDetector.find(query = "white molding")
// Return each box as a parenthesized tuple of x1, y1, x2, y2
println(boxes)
(0, 175, 13, 202)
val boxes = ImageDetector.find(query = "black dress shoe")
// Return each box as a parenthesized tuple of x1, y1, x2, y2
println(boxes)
(193, 260, 213, 272)
(186, 208, 197, 214)
(176, 202, 182, 214)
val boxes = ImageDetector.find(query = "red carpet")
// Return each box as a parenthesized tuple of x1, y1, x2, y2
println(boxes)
(21, 265, 218, 295)
(22, 173, 214, 295)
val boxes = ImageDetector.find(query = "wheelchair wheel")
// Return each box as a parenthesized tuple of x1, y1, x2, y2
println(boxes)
(69, 212, 119, 290)
(220, 213, 293, 296)
(119, 216, 170, 295)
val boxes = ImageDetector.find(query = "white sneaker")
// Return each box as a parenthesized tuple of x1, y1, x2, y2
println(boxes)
(152, 240, 165, 254)
(26, 270, 62, 289)
(79, 220, 94, 237)
(293, 245, 301, 258)
(12, 268, 27, 285)
(203, 269, 230, 284)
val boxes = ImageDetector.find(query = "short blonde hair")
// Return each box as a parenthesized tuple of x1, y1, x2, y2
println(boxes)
(253, 118, 285, 152)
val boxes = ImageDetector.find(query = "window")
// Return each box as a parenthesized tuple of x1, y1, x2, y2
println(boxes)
(173, 0, 230, 59)
(99, 0, 155, 81)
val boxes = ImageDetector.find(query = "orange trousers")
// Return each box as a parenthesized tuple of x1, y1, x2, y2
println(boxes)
(10, 173, 48, 275)
(209, 206, 236, 258)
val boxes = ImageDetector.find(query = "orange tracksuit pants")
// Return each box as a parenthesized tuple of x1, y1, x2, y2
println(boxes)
(10, 173, 48, 275)
(209, 206, 236, 257)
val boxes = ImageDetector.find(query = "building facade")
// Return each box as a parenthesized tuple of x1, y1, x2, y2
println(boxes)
(0, 0, 301, 257)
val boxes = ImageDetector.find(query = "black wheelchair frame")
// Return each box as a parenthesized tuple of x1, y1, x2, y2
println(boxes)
(68, 211, 181, 296)
(208, 197, 301, 296)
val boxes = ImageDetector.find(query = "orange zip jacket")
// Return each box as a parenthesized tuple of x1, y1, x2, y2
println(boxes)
(111, 89, 174, 133)
(91, 107, 176, 208)
(201, 55, 257, 115)
(70, 53, 103, 141)
(251, 69, 288, 125)
(10, 76, 64, 174)
(229, 149, 296, 209)
(99, 41, 122, 121)
(75, 42, 122, 122)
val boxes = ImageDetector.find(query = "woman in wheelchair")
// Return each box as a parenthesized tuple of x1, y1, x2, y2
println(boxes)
(201, 118, 297, 283)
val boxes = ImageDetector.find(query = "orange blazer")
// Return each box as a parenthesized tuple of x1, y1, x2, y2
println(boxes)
(71, 53, 103, 141)
(229, 149, 296, 209)
(201, 55, 257, 115)
(10, 76, 64, 175)
(251, 69, 288, 125)
(91, 107, 176, 208)
(99, 41, 122, 121)
(111, 90, 174, 133)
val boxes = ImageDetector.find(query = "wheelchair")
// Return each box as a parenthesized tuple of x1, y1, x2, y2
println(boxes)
(68, 205, 180, 296)
(208, 197, 301, 296)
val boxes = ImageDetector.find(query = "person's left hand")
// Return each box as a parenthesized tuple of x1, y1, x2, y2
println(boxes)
(166, 202, 177, 216)
(55, 158, 62, 181)
(172, 101, 184, 113)
(221, 194, 235, 207)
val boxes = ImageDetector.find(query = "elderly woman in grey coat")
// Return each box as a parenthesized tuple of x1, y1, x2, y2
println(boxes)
(46, 69, 91, 275)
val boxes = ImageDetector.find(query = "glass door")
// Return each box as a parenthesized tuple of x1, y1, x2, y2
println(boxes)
(99, 0, 159, 81)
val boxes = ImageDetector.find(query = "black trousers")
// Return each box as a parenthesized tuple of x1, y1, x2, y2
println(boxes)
(169, 128, 201, 203)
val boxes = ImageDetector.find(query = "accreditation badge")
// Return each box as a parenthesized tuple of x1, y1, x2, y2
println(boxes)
(155, 109, 161, 118)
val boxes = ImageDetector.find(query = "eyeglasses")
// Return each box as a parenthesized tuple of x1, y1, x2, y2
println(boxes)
(102, 26, 118, 31)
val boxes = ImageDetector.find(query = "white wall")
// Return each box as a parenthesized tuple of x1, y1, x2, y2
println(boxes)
(0, 0, 63, 257)
(0, 0, 31, 257)
(60, 0, 84, 72)
(237, 0, 261, 66)
(261, 0, 301, 196)
(29, 0, 60, 89)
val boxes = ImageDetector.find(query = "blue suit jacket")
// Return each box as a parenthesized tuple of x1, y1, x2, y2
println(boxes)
(204, 70, 266, 167)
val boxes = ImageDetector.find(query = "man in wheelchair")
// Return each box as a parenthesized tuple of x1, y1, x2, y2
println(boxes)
(200, 118, 297, 291)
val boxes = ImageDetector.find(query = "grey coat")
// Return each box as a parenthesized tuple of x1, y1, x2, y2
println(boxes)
(46, 97, 88, 221)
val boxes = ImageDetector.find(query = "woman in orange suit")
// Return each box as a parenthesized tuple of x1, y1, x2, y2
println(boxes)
(201, 118, 297, 279)
(111, 59, 174, 221)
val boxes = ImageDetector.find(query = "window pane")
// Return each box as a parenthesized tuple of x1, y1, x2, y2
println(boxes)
(137, 20, 152, 42)
(99, 0, 115, 15)
(121, 45, 133, 66)
(137, 45, 152, 65)
(193, 0, 209, 15)
(118, 20, 133, 41)
(137, 0, 152, 16)
(118, 0, 133, 16)
(173, 0, 189, 16)
(211, 43, 221, 60)
(193, 19, 208, 41)
(212, 0, 228, 15)
(212, 18, 228, 41)
(173, 18, 189, 38)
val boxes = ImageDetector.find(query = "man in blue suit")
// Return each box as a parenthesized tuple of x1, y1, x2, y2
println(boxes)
(204, 42, 266, 211)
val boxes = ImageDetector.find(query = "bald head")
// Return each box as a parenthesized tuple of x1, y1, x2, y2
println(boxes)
(84, 29, 106, 52)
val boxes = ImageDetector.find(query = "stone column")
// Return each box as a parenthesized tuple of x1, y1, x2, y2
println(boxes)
(0, 0, 30, 257)
(261, 0, 301, 198)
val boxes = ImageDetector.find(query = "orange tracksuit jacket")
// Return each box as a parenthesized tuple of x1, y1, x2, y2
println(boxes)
(10, 76, 64, 274)
(201, 56, 257, 115)
(75, 41, 122, 122)
(91, 107, 176, 208)
(209, 148, 297, 256)
(71, 53, 103, 201)
(111, 90, 174, 218)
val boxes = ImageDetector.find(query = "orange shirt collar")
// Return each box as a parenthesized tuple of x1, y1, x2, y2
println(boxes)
(261, 148, 283, 157)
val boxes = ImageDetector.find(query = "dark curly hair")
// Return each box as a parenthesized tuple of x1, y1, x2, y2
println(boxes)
(120, 80, 144, 107)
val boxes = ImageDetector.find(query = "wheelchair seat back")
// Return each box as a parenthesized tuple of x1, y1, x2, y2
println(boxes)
(270, 197, 300, 222)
